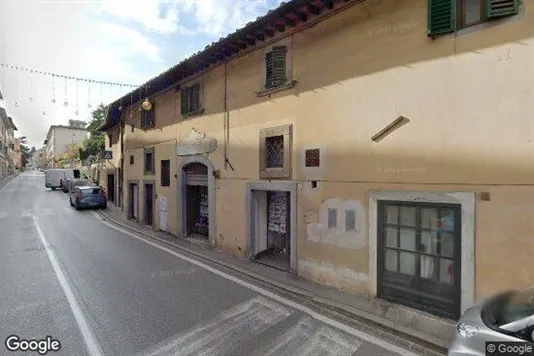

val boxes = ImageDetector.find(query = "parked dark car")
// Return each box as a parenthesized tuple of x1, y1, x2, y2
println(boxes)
(68, 179, 93, 195)
(61, 178, 71, 193)
(69, 186, 107, 210)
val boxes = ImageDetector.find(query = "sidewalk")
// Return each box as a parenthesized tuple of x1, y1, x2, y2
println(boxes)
(97, 204, 454, 355)
(0, 173, 19, 190)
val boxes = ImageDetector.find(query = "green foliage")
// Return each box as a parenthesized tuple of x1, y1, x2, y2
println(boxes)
(80, 103, 107, 161)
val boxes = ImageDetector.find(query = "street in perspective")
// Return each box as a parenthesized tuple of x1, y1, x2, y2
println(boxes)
(1, 0, 534, 355)
(0, 172, 438, 356)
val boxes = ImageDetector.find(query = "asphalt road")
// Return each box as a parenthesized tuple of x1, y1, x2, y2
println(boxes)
(0, 171, 426, 356)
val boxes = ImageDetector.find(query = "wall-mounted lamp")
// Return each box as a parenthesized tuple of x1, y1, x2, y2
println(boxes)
(141, 98, 152, 111)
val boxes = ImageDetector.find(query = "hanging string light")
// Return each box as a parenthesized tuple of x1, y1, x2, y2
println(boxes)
(75, 79, 79, 115)
(87, 81, 92, 109)
(0, 63, 139, 88)
(63, 77, 68, 107)
(1, 63, 140, 110)
(51, 75, 56, 104)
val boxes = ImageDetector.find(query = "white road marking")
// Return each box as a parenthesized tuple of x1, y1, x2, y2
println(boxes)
(33, 216, 104, 356)
(264, 317, 362, 356)
(144, 296, 291, 356)
(93, 212, 419, 356)
(21, 209, 33, 217)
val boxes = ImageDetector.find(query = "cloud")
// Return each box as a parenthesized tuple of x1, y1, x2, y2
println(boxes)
(0, 0, 283, 148)
(99, 0, 181, 34)
(96, 23, 162, 62)
(0, 0, 163, 148)
(181, 0, 275, 37)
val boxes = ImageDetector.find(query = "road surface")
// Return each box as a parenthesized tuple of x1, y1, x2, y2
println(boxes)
(0, 171, 432, 356)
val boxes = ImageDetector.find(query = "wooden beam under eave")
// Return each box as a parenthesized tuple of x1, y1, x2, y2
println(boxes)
(322, 0, 334, 10)
(282, 15, 297, 27)
(307, 3, 320, 15)
(296, 9, 308, 22)
(254, 31, 265, 41)
(274, 23, 286, 32)
(264, 28, 275, 37)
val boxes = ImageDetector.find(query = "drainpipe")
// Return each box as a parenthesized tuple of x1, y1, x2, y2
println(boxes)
(223, 63, 235, 171)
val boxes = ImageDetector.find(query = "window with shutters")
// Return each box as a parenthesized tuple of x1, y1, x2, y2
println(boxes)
(141, 103, 156, 129)
(180, 82, 203, 117)
(265, 46, 287, 89)
(259, 124, 292, 179)
(428, 0, 520, 36)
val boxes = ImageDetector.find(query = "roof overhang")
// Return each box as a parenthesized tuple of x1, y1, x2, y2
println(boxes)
(100, 0, 365, 132)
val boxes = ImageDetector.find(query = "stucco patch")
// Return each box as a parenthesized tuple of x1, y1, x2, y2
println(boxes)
(306, 199, 366, 249)
(298, 259, 369, 293)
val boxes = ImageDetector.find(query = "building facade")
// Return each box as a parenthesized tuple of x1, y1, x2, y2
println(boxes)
(0, 107, 18, 178)
(44, 121, 88, 169)
(100, 0, 533, 322)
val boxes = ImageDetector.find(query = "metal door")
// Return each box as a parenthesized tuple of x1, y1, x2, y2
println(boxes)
(159, 196, 168, 232)
(132, 184, 138, 219)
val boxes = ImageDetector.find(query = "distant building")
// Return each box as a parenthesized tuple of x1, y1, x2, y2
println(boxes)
(11, 138, 22, 170)
(44, 123, 88, 168)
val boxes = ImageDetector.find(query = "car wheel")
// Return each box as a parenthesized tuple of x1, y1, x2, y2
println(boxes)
(70, 199, 73, 207)
(75, 203, 80, 210)
(52, 187, 56, 191)
(100, 204, 107, 210)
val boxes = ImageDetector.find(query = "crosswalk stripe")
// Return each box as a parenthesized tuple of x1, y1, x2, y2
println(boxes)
(144, 296, 292, 356)
(264, 317, 362, 356)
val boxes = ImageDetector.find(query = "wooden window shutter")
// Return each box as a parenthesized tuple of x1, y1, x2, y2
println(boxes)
(180, 87, 189, 115)
(428, 0, 455, 36)
(191, 83, 201, 112)
(487, 0, 518, 18)
(272, 46, 287, 87)
(265, 51, 274, 88)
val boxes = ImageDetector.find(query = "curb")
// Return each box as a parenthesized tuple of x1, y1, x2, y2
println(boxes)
(96, 209, 448, 355)
(0, 173, 19, 190)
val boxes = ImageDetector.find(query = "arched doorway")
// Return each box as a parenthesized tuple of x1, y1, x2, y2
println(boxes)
(183, 162, 209, 239)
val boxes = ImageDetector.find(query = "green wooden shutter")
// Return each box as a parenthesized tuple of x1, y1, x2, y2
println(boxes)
(487, 0, 518, 18)
(272, 46, 287, 87)
(180, 87, 189, 115)
(191, 83, 201, 112)
(428, 0, 455, 36)
(265, 51, 274, 88)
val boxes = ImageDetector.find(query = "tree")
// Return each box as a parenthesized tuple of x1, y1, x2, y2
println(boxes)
(80, 103, 107, 161)
(56, 143, 82, 168)
(17, 136, 32, 168)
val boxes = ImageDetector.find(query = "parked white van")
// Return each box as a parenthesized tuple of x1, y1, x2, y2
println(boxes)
(45, 169, 66, 190)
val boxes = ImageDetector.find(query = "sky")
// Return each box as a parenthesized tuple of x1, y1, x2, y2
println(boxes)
(0, 0, 284, 148)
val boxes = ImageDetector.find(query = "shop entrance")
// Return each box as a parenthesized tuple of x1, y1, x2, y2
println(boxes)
(184, 162, 209, 239)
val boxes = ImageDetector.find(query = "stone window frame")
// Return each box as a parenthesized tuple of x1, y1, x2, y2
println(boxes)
(259, 124, 292, 179)
(257, 38, 296, 98)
